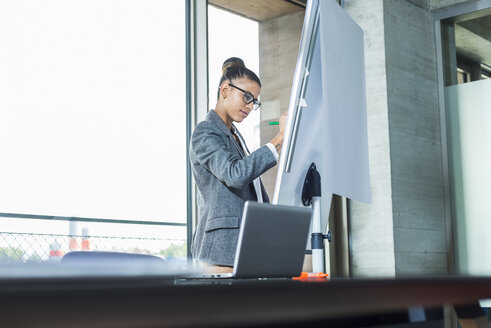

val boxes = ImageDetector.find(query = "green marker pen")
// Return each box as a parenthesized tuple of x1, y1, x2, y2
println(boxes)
(269, 121, 279, 125)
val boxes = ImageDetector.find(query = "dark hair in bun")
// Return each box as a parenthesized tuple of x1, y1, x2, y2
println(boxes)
(217, 57, 261, 100)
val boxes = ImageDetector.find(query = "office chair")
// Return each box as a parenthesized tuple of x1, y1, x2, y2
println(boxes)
(61, 251, 168, 266)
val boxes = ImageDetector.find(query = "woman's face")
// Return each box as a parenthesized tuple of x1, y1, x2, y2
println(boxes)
(221, 77, 260, 124)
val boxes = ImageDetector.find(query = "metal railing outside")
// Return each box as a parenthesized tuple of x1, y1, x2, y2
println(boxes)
(0, 211, 188, 264)
(0, 231, 187, 263)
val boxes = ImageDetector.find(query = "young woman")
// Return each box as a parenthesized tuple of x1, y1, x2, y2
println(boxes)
(189, 57, 287, 273)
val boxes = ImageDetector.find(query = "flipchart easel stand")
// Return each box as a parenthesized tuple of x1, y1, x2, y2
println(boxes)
(302, 163, 331, 273)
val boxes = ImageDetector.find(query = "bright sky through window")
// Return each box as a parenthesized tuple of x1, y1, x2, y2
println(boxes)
(208, 5, 261, 151)
(0, 1, 187, 245)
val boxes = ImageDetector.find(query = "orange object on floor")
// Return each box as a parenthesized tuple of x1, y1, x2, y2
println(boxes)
(293, 272, 329, 281)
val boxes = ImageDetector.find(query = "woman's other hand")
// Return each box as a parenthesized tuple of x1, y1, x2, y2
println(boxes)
(270, 111, 288, 155)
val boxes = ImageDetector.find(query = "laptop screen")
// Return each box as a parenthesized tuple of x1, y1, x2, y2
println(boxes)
(233, 201, 312, 279)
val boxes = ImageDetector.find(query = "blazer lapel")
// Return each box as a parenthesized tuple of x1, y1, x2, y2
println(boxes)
(207, 110, 245, 158)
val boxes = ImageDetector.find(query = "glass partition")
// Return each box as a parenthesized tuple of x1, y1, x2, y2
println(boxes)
(445, 79, 491, 275)
(440, 9, 491, 276)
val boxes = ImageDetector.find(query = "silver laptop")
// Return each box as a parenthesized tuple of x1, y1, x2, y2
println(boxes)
(188, 201, 312, 279)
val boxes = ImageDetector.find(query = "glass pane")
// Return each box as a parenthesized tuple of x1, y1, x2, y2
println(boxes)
(207, 5, 260, 150)
(0, 1, 186, 223)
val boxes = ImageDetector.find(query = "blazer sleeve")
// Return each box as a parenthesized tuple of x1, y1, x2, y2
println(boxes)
(191, 121, 277, 189)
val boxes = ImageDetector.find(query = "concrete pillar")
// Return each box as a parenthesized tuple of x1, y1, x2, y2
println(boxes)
(344, 0, 449, 276)
(384, 0, 448, 276)
(343, 0, 396, 277)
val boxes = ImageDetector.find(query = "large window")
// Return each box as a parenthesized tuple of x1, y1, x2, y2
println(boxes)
(207, 5, 260, 150)
(0, 1, 187, 262)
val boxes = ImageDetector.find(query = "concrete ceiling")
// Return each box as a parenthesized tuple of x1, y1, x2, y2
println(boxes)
(407, 0, 476, 11)
(456, 15, 491, 67)
(208, 0, 305, 21)
(459, 16, 491, 42)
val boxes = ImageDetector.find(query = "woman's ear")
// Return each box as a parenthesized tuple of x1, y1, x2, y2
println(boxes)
(220, 82, 229, 100)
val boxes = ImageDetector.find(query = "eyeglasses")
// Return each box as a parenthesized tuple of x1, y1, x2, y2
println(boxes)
(228, 83, 261, 111)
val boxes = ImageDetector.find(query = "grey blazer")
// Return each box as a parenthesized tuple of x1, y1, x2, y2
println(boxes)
(189, 110, 277, 266)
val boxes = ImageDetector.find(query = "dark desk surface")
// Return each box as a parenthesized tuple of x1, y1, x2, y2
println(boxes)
(0, 275, 490, 327)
